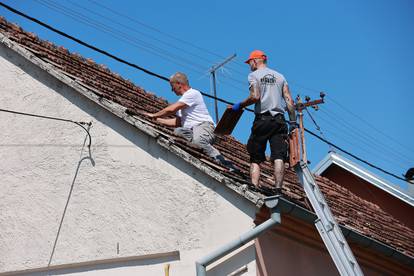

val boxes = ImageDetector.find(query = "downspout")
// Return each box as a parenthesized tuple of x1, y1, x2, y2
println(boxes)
(195, 196, 282, 276)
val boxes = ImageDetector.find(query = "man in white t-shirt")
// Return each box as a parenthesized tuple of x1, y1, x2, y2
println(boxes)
(144, 72, 237, 171)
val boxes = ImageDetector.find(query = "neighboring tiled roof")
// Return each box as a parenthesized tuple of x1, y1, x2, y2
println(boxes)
(314, 151, 414, 206)
(1, 17, 413, 259)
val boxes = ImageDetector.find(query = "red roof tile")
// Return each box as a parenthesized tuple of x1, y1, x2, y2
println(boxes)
(1, 17, 413, 259)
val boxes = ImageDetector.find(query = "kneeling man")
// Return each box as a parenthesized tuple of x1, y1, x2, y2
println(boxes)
(144, 72, 237, 171)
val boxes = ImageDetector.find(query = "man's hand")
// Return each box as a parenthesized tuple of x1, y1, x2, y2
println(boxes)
(288, 121, 299, 133)
(142, 112, 156, 119)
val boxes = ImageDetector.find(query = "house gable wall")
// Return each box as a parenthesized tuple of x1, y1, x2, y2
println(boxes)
(0, 39, 257, 275)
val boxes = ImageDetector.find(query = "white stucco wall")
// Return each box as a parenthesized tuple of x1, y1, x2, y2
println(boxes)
(0, 41, 257, 275)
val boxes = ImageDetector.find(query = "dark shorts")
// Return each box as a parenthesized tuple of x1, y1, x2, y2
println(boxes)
(247, 113, 288, 163)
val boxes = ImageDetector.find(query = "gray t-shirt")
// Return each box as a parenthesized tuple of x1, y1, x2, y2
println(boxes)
(248, 67, 287, 116)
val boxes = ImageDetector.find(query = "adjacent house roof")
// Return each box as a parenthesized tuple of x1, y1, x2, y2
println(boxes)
(314, 151, 414, 207)
(1, 17, 413, 263)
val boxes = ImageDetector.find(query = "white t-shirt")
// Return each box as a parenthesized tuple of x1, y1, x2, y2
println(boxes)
(177, 88, 214, 128)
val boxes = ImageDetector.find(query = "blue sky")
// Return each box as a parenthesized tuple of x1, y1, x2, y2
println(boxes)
(1, 0, 413, 192)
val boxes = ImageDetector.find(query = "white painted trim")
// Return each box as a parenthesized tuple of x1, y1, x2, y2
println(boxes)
(313, 152, 414, 206)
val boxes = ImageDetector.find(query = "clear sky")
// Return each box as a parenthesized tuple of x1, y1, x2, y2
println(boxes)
(1, 0, 413, 193)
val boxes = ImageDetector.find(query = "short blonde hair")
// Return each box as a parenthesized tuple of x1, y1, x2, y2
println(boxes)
(170, 72, 189, 85)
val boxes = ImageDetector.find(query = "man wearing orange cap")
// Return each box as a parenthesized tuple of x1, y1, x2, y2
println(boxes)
(231, 50, 296, 194)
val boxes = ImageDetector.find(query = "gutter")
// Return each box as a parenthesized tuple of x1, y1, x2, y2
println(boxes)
(195, 196, 282, 276)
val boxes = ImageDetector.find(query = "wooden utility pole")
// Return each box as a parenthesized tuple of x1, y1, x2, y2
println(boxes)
(289, 92, 325, 167)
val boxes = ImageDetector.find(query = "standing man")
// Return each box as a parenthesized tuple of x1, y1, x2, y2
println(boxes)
(231, 50, 296, 193)
(144, 72, 237, 171)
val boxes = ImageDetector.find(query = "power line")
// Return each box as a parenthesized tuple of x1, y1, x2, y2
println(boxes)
(296, 90, 414, 165)
(0, 2, 171, 80)
(327, 95, 414, 155)
(41, 0, 250, 93)
(85, 0, 249, 79)
(0, 108, 92, 148)
(0, 2, 408, 183)
(85, 0, 231, 62)
(305, 129, 407, 182)
(308, 122, 406, 168)
(34, 0, 207, 74)
(303, 109, 410, 175)
(316, 108, 413, 165)
(68, 0, 217, 66)
(85, 0, 413, 139)
(290, 84, 414, 161)
(0, 2, 245, 106)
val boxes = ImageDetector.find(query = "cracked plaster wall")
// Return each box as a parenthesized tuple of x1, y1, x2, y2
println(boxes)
(0, 42, 257, 276)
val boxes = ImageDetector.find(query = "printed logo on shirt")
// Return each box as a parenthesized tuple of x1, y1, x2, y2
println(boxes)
(260, 74, 277, 86)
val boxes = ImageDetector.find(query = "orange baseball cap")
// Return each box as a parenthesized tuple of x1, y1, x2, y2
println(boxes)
(245, 50, 267, 63)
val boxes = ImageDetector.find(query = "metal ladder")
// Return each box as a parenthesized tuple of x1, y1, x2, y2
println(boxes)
(294, 161, 364, 276)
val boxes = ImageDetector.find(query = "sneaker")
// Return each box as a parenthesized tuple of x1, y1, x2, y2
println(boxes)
(214, 155, 240, 173)
(274, 187, 283, 196)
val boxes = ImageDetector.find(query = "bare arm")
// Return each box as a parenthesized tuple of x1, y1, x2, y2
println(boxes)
(282, 83, 296, 122)
(145, 101, 187, 119)
(156, 117, 181, 127)
(240, 82, 261, 108)
(229, 82, 260, 111)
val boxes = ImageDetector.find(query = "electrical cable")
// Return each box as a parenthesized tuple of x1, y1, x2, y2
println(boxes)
(34, 0, 207, 74)
(0, 2, 250, 108)
(305, 128, 407, 182)
(326, 95, 414, 155)
(48, 0, 249, 84)
(306, 121, 405, 168)
(0, 2, 408, 183)
(68, 0, 217, 66)
(60, 0, 250, 92)
(86, 0, 236, 64)
(303, 109, 409, 173)
(0, 108, 92, 148)
(304, 107, 328, 140)
(316, 108, 413, 165)
(0, 2, 170, 81)
(84, 0, 249, 78)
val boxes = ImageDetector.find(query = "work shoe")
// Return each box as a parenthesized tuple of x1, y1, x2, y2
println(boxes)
(246, 182, 273, 195)
(254, 185, 283, 196)
(273, 187, 283, 196)
(214, 155, 240, 173)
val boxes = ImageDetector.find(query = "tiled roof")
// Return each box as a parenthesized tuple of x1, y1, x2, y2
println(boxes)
(1, 17, 413, 260)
